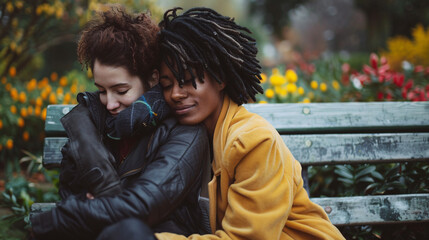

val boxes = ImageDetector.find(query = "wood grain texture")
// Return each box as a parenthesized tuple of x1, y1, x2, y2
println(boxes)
(282, 133, 429, 166)
(244, 102, 429, 134)
(312, 193, 429, 225)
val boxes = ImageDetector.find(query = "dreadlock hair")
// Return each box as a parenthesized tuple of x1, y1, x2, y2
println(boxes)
(158, 7, 264, 105)
(77, 5, 160, 90)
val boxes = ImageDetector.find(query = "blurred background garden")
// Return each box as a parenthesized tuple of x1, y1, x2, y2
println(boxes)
(1, 0, 429, 239)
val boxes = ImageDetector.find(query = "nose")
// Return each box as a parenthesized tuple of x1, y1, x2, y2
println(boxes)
(170, 83, 187, 101)
(106, 93, 120, 111)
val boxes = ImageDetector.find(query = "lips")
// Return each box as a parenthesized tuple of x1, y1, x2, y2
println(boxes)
(174, 105, 195, 115)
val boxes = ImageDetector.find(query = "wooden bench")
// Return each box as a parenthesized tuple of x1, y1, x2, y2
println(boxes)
(31, 101, 429, 227)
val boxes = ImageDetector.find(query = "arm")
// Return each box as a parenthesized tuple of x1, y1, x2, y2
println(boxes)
(31, 123, 209, 239)
(157, 127, 293, 240)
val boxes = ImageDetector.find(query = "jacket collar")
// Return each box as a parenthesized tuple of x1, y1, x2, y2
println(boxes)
(212, 95, 240, 174)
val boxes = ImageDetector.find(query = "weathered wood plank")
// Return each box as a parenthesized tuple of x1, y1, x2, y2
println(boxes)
(45, 102, 429, 134)
(45, 105, 75, 135)
(30, 194, 429, 226)
(283, 133, 429, 166)
(244, 102, 429, 134)
(311, 193, 429, 225)
(42, 133, 429, 168)
(43, 137, 68, 168)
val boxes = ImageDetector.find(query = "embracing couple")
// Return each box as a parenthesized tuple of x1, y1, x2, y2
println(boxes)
(30, 5, 345, 240)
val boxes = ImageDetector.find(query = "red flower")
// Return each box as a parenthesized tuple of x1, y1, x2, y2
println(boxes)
(342, 63, 350, 73)
(393, 74, 404, 87)
(386, 92, 393, 101)
(363, 65, 373, 75)
(414, 65, 424, 73)
(370, 53, 378, 71)
(402, 88, 408, 99)
(404, 79, 414, 90)
(377, 92, 384, 100)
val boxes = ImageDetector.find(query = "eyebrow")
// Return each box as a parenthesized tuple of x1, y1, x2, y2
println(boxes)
(94, 82, 129, 88)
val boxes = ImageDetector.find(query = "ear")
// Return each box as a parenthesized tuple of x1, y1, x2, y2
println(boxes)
(148, 69, 159, 88)
(217, 81, 226, 91)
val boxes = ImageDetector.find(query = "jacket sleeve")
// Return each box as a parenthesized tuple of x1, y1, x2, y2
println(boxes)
(31, 123, 209, 240)
(156, 127, 292, 240)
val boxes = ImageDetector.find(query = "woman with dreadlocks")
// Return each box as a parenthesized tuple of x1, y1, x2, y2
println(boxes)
(29, 6, 211, 240)
(153, 7, 345, 240)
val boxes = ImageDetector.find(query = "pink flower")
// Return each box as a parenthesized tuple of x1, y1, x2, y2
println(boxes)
(370, 53, 378, 71)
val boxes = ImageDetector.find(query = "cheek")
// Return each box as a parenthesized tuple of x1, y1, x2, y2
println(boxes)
(99, 94, 107, 106)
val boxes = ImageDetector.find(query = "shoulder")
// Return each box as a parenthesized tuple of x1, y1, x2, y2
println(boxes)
(229, 107, 278, 146)
(149, 118, 209, 153)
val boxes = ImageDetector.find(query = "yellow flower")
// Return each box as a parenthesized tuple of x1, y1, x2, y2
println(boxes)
(42, 108, 47, 120)
(20, 108, 28, 118)
(259, 100, 268, 104)
(63, 93, 71, 104)
(51, 72, 58, 81)
(27, 78, 37, 92)
(6, 2, 13, 13)
(1, 77, 6, 84)
(41, 90, 48, 100)
(332, 80, 340, 90)
(10, 105, 17, 114)
(265, 89, 275, 98)
(320, 82, 327, 92)
(302, 98, 311, 103)
(56, 87, 64, 95)
(15, 1, 23, 9)
(49, 92, 57, 104)
(87, 68, 93, 78)
(286, 83, 297, 93)
(23, 131, 30, 141)
(269, 73, 286, 86)
(27, 106, 34, 115)
(38, 77, 49, 89)
(298, 87, 305, 95)
(260, 73, 267, 84)
(307, 92, 315, 100)
(285, 69, 298, 83)
(45, 85, 52, 94)
(310, 80, 318, 89)
(9, 66, 16, 77)
(17, 117, 24, 127)
(279, 88, 287, 97)
(5, 83, 12, 91)
(10, 88, 18, 100)
(19, 92, 27, 103)
(35, 106, 41, 116)
(70, 84, 78, 94)
(6, 139, 13, 150)
(0, 120, 3, 129)
(55, 7, 64, 19)
(36, 97, 43, 107)
(59, 76, 68, 87)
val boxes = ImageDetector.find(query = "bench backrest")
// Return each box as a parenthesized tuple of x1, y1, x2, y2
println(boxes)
(42, 101, 429, 226)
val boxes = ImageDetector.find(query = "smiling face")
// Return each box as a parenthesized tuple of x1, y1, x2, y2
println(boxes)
(159, 62, 225, 135)
(93, 59, 147, 116)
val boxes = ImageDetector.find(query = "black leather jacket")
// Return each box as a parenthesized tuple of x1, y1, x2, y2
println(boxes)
(31, 93, 211, 239)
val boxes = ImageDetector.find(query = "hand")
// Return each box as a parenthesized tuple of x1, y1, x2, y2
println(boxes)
(86, 192, 95, 200)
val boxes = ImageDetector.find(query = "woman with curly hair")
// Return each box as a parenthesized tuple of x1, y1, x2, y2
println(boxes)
(152, 7, 345, 240)
(30, 6, 211, 240)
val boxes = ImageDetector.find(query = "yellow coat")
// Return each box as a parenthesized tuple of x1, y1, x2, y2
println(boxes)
(156, 96, 345, 240)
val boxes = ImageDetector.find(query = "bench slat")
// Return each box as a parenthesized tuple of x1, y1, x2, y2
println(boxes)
(43, 132, 429, 168)
(283, 133, 429, 166)
(45, 102, 429, 135)
(45, 105, 75, 135)
(31, 194, 429, 226)
(312, 193, 429, 225)
(244, 102, 429, 134)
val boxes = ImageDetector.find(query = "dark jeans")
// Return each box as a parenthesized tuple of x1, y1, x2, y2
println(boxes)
(96, 218, 156, 240)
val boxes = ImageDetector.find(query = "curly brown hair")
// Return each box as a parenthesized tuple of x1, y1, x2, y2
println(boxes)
(77, 6, 160, 89)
